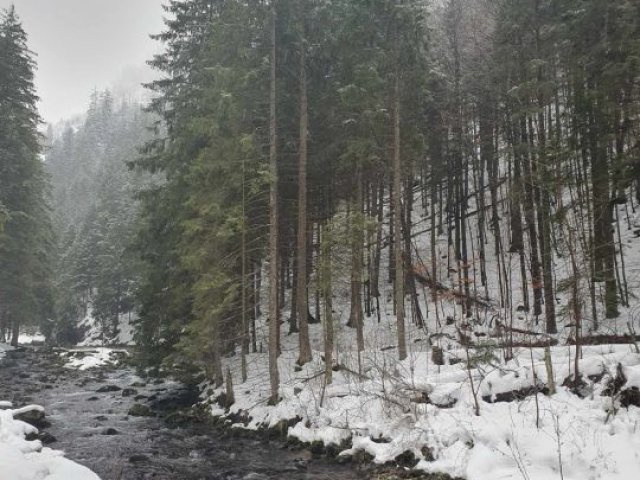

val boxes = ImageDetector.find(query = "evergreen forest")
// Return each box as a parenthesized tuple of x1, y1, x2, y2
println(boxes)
(2, 2, 640, 478)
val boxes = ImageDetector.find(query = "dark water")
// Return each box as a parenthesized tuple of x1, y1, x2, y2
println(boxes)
(0, 347, 373, 480)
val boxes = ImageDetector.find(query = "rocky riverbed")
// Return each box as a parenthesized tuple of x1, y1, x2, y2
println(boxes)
(0, 346, 392, 480)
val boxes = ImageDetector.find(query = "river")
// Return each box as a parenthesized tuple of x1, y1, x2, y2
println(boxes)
(0, 346, 380, 480)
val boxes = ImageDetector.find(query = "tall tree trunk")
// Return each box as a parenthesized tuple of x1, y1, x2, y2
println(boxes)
(320, 224, 333, 385)
(371, 177, 384, 324)
(430, 182, 440, 328)
(532, 0, 557, 335)
(289, 252, 298, 333)
(268, 4, 280, 405)
(589, 100, 618, 318)
(252, 263, 259, 353)
(519, 115, 543, 318)
(507, 118, 524, 254)
(349, 165, 365, 352)
(241, 150, 248, 382)
(536, 104, 557, 334)
(10, 316, 19, 347)
(393, 67, 407, 361)
(297, 22, 311, 364)
(404, 175, 424, 327)
(473, 117, 487, 288)
(314, 222, 322, 324)
(211, 312, 224, 387)
(0, 310, 7, 343)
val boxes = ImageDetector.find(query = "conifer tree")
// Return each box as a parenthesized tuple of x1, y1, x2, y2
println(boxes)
(0, 7, 54, 345)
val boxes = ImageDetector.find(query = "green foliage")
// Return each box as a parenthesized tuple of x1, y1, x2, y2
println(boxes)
(0, 7, 55, 341)
(46, 93, 153, 344)
(132, 0, 430, 374)
(0, 203, 8, 232)
(134, 0, 271, 373)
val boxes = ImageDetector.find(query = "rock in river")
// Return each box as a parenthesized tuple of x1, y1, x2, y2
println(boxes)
(128, 403, 153, 417)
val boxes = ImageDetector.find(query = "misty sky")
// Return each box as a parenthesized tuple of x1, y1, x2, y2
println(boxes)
(1, 0, 166, 124)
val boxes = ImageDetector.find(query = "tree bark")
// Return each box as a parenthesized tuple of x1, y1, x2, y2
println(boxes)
(297, 22, 311, 364)
(393, 67, 407, 361)
(268, 4, 280, 404)
(348, 165, 365, 352)
(320, 224, 333, 385)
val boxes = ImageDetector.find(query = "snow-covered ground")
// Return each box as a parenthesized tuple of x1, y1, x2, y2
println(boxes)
(59, 347, 128, 371)
(16, 334, 46, 345)
(208, 336, 640, 480)
(204, 190, 640, 480)
(0, 413, 99, 479)
(77, 305, 136, 347)
(0, 405, 100, 480)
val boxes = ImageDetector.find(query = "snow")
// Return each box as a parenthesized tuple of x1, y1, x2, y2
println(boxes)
(10, 405, 45, 417)
(206, 323, 640, 480)
(17, 334, 46, 345)
(77, 305, 136, 347)
(59, 348, 127, 371)
(417, 386, 640, 480)
(0, 406, 100, 480)
(195, 171, 640, 479)
(623, 363, 640, 389)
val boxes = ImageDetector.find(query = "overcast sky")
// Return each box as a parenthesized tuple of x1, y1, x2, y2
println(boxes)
(1, 0, 166, 124)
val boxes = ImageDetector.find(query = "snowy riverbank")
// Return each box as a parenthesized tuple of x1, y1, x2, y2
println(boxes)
(0, 405, 99, 480)
(0, 345, 101, 480)
(206, 340, 640, 480)
(0, 345, 142, 480)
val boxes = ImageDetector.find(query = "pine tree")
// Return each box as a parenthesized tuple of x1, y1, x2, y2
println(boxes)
(46, 94, 151, 345)
(0, 7, 54, 345)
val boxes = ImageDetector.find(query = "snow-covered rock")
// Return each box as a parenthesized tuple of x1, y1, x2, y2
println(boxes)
(0, 405, 100, 479)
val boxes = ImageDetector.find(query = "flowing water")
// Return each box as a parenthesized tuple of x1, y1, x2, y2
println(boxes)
(0, 347, 375, 480)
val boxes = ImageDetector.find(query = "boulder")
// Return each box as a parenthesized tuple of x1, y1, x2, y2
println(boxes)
(96, 385, 122, 393)
(128, 403, 153, 417)
(13, 406, 48, 428)
(121, 388, 137, 397)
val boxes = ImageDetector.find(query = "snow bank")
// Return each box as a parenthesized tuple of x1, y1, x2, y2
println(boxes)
(77, 305, 136, 347)
(17, 334, 46, 345)
(207, 186, 640, 479)
(59, 348, 127, 371)
(0, 406, 100, 480)
(209, 343, 640, 480)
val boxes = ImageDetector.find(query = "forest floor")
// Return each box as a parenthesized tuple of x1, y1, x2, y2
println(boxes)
(206, 328, 640, 480)
(201, 194, 640, 480)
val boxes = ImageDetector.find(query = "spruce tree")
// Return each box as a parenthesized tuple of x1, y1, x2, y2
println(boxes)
(0, 7, 54, 345)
